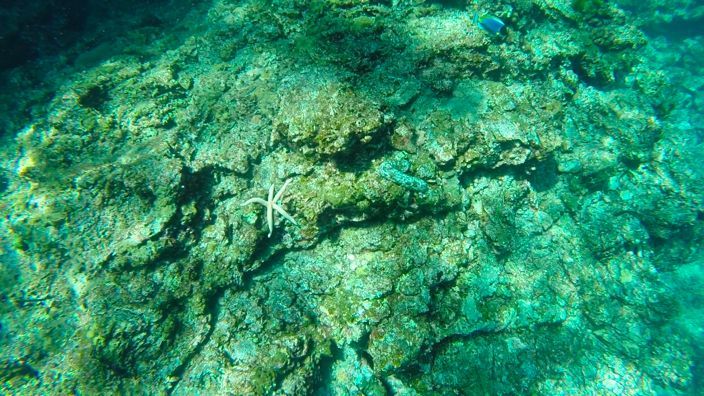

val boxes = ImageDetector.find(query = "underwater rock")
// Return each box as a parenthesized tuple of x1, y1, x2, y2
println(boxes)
(276, 80, 386, 158)
(1, 0, 702, 394)
(591, 25, 647, 51)
(368, 316, 429, 374)
(454, 81, 563, 171)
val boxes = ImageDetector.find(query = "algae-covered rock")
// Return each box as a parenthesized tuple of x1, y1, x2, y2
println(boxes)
(368, 316, 429, 374)
(275, 79, 386, 158)
(1, 0, 702, 394)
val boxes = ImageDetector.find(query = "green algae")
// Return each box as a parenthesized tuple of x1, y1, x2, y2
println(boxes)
(0, 0, 703, 394)
(572, 0, 608, 16)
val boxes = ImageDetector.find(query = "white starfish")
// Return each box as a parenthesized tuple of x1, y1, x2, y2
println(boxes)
(241, 179, 297, 238)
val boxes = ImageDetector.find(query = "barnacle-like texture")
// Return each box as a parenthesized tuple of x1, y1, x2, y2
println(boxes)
(276, 80, 386, 158)
(0, 0, 702, 395)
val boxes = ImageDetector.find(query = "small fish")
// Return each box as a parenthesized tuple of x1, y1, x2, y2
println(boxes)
(473, 13, 505, 34)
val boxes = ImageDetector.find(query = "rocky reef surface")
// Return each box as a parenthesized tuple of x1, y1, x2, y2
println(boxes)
(1, 0, 702, 394)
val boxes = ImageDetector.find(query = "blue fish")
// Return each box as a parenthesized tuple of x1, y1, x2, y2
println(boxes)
(473, 13, 505, 34)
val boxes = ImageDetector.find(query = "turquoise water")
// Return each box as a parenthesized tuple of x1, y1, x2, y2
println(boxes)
(0, 0, 702, 394)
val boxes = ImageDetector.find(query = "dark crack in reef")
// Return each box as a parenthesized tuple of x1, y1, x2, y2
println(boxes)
(1, 0, 703, 394)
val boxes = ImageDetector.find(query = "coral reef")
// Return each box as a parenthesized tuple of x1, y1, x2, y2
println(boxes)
(0, 0, 702, 394)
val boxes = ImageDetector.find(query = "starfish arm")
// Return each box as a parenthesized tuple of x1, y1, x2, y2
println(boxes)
(268, 184, 275, 202)
(267, 185, 275, 238)
(273, 178, 293, 203)
(241, 197, 269, 207)
(273, 203, 297, 225)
